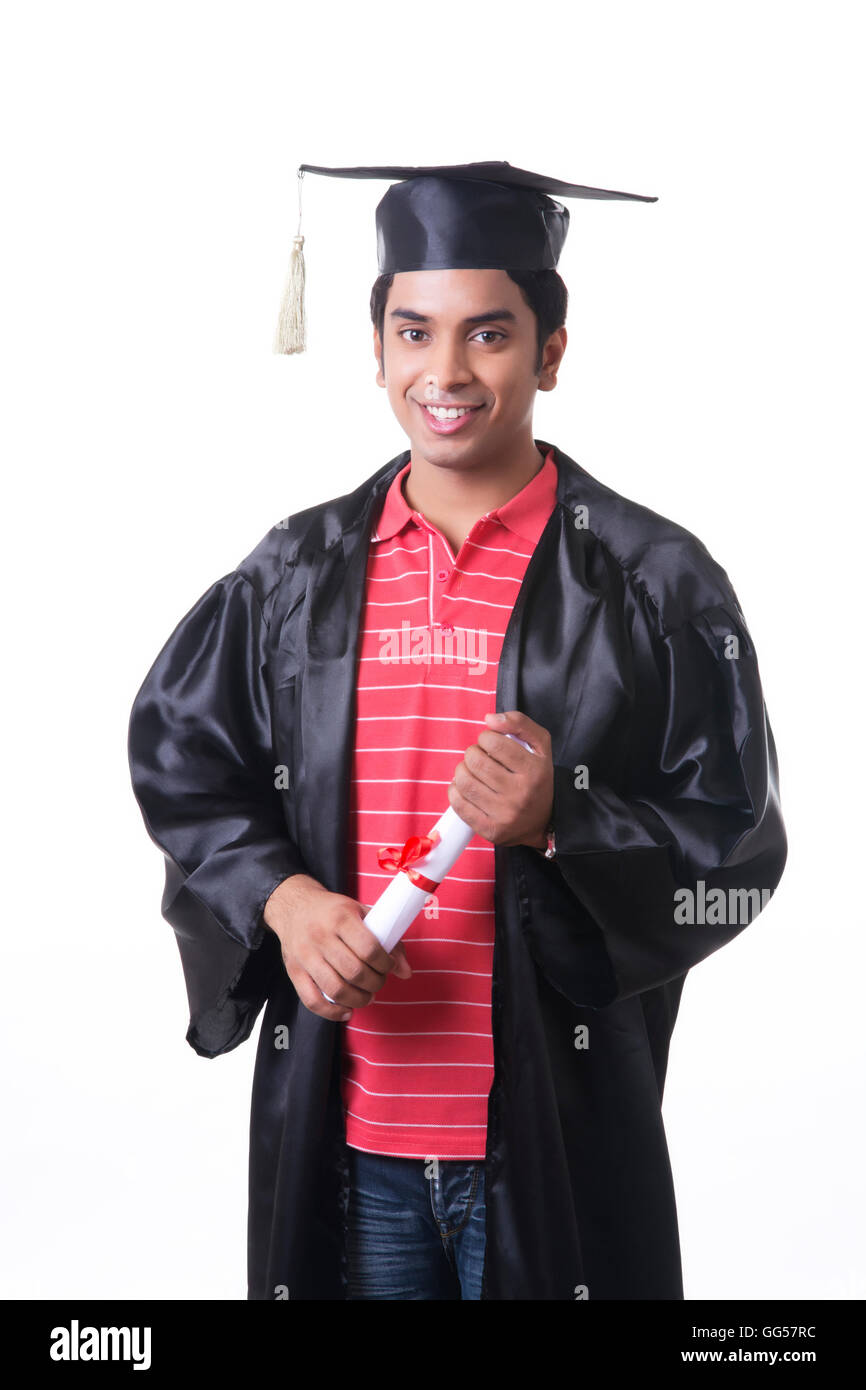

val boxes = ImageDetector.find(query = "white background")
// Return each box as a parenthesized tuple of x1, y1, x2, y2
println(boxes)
(2, 0, 863, 1300)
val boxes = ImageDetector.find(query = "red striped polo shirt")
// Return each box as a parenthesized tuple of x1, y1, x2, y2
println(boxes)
(341, 446, 558, 1158)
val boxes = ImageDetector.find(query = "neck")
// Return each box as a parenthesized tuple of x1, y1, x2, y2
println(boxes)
(402, 435, 546, 544)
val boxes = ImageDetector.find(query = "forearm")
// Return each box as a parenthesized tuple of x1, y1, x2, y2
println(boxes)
(263, 872, 328, 937)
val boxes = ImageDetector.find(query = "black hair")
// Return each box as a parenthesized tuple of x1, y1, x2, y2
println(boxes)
(370, 267, 568, 375)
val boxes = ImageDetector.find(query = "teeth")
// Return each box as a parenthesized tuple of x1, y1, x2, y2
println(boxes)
(425, 405, 476, 419)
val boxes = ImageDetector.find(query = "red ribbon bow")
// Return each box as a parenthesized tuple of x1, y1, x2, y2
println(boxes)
(377, 830, 441, 895)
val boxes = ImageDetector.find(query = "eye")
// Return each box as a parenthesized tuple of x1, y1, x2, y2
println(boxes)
(472, 330, 505, 344)
(397, 328, 429, 343)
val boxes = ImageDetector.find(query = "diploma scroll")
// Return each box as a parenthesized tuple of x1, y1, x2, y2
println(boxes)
(322, 732, 535, 1000)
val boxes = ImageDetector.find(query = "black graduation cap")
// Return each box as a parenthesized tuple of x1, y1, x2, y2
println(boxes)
(274, 161, 658, 355)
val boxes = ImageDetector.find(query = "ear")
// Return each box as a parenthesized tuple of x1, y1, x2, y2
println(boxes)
(538, 325, 567, 392)
(373, 327, 385, 386)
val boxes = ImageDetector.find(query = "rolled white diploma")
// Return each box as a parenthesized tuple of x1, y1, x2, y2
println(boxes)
(362, 804, 476, 955)
(322, 732, 534, 999)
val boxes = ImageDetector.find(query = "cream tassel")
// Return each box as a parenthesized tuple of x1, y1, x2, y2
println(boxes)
(273, 170, 306, 354)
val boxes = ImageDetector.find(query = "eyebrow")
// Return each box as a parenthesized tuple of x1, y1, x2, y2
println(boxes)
(388, 307, 518, 325)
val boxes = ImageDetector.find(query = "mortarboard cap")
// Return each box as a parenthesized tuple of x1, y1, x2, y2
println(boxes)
(274, 161, 657, 355)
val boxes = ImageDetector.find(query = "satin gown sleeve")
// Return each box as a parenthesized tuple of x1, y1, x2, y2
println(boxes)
(525, 593, 787, 1006)
(127, 570, 309, 1058)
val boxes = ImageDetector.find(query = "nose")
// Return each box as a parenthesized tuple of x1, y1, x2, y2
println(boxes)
(426, 334, 474, 395)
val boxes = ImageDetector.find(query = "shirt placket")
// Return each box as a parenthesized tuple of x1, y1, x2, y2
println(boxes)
(411, 513, 457, 637)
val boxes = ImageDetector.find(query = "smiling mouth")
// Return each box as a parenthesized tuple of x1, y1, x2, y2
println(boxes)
(415, 399, 485, 434)
(422, 403, 482, 419)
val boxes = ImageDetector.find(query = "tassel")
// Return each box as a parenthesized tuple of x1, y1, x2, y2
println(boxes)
(273, 170, 306, 355)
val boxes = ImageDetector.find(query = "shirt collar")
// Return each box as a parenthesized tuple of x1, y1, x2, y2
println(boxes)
(371, 445, 558, 546)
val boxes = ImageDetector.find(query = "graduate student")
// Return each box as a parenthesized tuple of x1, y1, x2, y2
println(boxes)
(128, 161, 787, 1300)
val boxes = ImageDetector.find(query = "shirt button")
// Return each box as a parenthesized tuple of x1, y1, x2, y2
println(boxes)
(436, 568, 449, 581)
(441, 624, 453, 635)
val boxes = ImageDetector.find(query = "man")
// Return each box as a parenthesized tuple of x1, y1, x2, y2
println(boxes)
(128, 162, 787, 1300)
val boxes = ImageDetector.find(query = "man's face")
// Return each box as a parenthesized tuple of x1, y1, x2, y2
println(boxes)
(373, 268, 565, 471)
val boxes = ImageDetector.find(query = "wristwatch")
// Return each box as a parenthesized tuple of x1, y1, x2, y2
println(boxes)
(537, 824, 556, 860)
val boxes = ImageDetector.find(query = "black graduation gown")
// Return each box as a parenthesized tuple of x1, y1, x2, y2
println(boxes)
(127, 439, 787, 1300)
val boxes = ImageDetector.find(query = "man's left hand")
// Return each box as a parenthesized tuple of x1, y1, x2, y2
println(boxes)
(447, 710, 553, 850)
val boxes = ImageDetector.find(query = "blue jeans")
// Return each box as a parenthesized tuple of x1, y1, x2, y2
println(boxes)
(345, 1148, 487, 1300)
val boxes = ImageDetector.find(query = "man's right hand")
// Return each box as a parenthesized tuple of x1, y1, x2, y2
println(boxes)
(263, 873, 412, 1023)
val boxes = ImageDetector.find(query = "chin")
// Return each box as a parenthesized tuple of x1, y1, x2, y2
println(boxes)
(417, 445, 488, 472)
